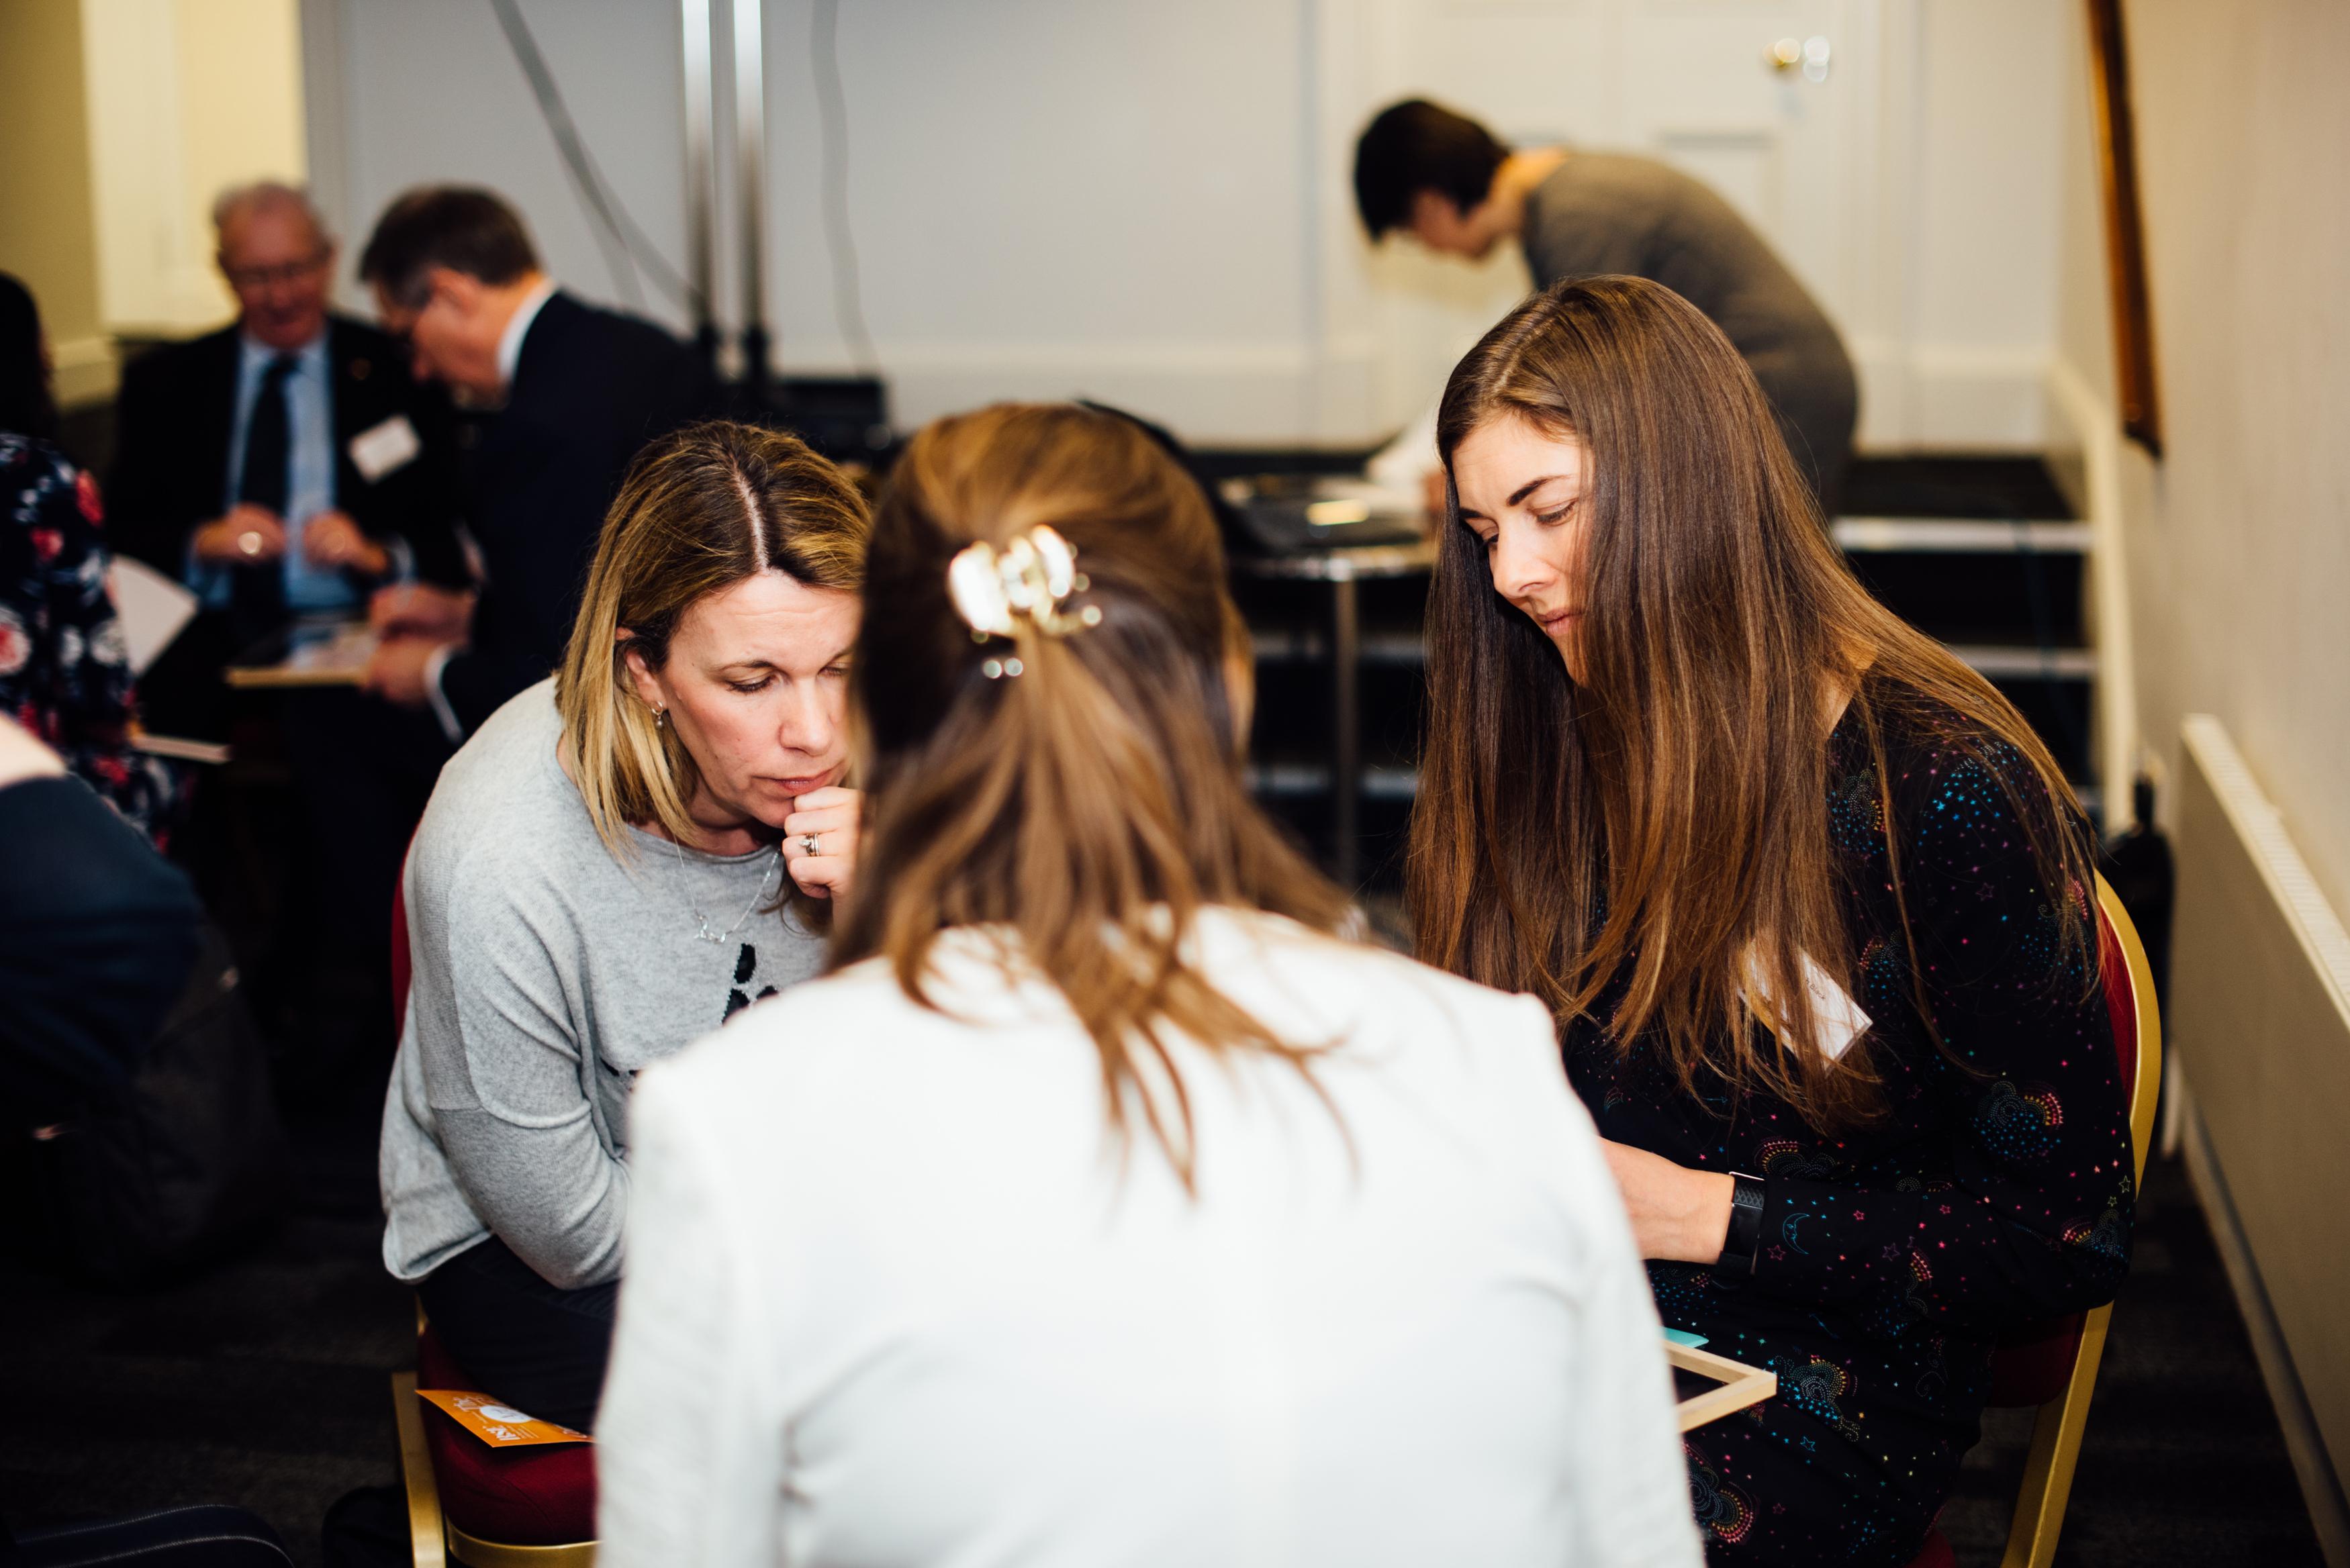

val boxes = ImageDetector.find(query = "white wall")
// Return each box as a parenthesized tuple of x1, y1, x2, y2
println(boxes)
(2051, 1, 2350, 1526)
(2053, 0, 2350, 920)
(1867, 0, 2066, 447)
(81, 0, 308, 336)
(303, 0, 2076, 449)
(303, 0, 692, 336)
(0, 2, 111, 407)
(759, 0, 1330, 437)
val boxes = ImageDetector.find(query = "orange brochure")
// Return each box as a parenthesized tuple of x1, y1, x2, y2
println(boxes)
(416, 1388, 592, 1447)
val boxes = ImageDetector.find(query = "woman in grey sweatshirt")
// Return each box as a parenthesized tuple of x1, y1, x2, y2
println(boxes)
(379, 422, 869, 1430)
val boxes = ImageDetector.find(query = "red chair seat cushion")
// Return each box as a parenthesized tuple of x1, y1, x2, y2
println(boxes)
(416, 1324, 597, 1545)
(1904, 1526, 1957, 1568)
(1989, 1311, 2087, 1406)
(1975, 901, 2131, 1410)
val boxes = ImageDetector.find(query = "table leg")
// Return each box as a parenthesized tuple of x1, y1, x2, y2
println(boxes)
(1331, 573, 1360, 889)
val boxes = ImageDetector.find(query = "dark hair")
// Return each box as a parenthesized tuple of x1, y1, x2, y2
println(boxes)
(0, 273, 58, 442)
(1352, 99, 1510, 240)
(839, 403, 1349, 1187)
(1409, 276, 2095, 1132)
(357, 187, 540, 309)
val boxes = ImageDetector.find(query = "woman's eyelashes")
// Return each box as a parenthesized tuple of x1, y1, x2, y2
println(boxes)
(727, 663, 849, 694)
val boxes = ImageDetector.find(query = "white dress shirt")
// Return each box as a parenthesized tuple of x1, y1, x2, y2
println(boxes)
(495, 277, 558, 393)
(193, 331, 363, 614)
(597, 908, 1701, 1568)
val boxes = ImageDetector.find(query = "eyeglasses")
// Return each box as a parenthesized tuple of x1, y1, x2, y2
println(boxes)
(224, 252, 330, 291)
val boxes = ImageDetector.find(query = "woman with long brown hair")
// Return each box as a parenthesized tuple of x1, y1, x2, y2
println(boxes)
(596, 403, 1700, 1567)
(381, 421, 867, 1432)
(1411, 277, 2133, 1565)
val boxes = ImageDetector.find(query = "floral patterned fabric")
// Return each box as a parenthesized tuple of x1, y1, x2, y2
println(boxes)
(2, 434, 181, 846)
(1566, 691, 2134, 1567)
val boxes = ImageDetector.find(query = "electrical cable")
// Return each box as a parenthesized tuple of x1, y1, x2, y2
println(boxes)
(487, 0, 638, 308)
(810, 0, 878, 373)
(486, 0, 704, 320)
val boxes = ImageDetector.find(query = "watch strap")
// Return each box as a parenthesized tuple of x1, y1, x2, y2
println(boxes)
(1717, 1169, 1767, 1275)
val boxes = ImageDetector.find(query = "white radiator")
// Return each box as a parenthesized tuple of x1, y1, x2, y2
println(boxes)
(2175, 715, 2350, 1559)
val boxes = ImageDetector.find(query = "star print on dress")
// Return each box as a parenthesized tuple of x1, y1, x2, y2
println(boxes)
(1562, 687, 2134, 1565)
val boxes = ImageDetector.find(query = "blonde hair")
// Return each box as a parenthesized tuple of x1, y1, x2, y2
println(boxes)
(554, 421, 868, 866)
(837, 403, 1350, 1187)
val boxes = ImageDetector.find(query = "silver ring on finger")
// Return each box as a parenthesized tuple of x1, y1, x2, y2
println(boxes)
(800, 833, 821, 858)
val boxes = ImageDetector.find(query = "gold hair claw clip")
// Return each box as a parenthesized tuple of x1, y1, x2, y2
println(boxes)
(946, 525, 1102, 677)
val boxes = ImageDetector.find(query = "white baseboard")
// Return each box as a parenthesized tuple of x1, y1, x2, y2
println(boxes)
(2175, 714, 2350, 1563)
(2045, 352, 2141, 801)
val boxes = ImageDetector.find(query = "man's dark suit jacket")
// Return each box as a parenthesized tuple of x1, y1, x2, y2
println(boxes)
(108, 313, 468, 591)
(436, 291, 712, 735)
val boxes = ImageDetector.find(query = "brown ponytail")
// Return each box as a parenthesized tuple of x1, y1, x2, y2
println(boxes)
(837, 403, 1349, 1185)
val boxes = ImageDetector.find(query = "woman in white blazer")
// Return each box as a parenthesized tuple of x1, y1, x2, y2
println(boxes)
(594, 403, 1701, 1568)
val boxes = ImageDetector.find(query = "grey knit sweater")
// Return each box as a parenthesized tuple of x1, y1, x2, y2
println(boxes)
(379, 680, 826, 1287)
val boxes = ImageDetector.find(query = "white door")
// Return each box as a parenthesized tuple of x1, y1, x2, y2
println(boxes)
(1615, 0, 1859, 317)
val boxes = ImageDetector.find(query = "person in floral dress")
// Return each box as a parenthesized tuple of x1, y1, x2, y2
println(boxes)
(1, 272, 181, 846)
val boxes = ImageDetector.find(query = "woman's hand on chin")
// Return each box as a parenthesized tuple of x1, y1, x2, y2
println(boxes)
(784, 786, 861, 901)
(1598, 1138, 1737, 1264)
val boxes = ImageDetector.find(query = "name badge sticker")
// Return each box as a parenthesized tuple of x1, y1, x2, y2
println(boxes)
(350, 413, 421, 482)
(1743, 948, 1873, 1063)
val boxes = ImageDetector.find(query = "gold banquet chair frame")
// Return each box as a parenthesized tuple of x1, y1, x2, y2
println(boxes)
(1948, 876, 2163, 1568)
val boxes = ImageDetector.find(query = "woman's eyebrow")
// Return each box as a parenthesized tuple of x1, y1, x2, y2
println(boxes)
(1508, 473, 1573, 506)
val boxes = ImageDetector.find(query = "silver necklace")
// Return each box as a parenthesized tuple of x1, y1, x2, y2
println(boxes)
(665, 834, 782, 944)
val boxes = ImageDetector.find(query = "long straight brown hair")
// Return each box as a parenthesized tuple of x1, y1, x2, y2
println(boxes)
(1409, 277, 2095, 1132)
(836, 403, 1350, 1183)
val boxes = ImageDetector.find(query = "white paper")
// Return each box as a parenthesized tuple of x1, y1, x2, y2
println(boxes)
(106, 555, 199, 676)
(1743, 948, 1872, 1062)
(133, 732, 230, 765)
(1307, 475, 1426, 525)
(348, 413, 421, 482)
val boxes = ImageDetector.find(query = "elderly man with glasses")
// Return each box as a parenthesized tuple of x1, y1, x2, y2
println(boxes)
(109, 181, 469, 726)
(106, 182, 471, 1078)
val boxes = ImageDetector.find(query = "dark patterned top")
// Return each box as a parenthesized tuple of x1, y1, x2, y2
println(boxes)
(1566, 691, 2133, 1535)
(1, 434, 181, 847)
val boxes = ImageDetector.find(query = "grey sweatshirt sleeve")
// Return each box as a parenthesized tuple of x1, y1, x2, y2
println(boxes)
(410, 850, 631, 1290)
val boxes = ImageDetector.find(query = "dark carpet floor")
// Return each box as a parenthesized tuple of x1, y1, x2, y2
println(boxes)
(0, 1083, 410, 1567)
(0, 1105, 2322, 1566)
(1938, 1150, 2324, 1564)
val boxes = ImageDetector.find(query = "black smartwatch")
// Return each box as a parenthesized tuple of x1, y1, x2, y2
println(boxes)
(1715, 1171, 1767, 1275)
